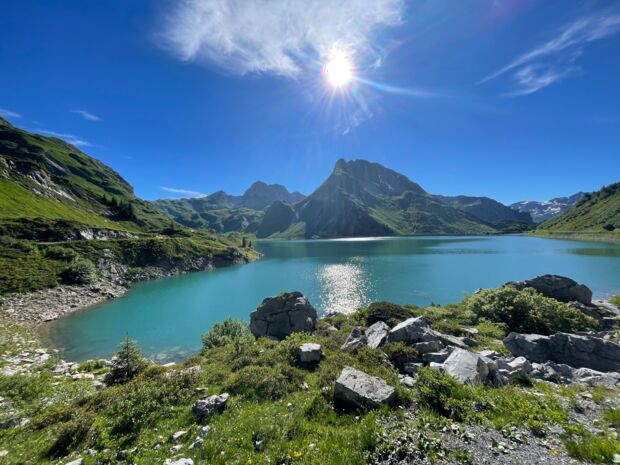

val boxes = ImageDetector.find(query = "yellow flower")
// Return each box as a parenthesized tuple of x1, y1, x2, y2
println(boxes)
(293, 450, 302, 458)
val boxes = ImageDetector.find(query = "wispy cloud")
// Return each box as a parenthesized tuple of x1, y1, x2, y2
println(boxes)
(480, 12, 620, 96)
(0, 108, 21, 119)
(160, 186, 207, 198)
(39, 130, 91, 147)
(71, 109, 101, 121)
(161, 0, 405, 76)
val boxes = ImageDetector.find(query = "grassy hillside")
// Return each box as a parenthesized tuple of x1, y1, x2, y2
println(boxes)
(435, 195, 533, 229)
(536, 183, 620, 238)
(0, 118, 256, 296)
(0, 117, 171, 233)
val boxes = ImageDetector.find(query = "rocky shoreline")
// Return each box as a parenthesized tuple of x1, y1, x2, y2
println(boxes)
(0, 255, 254, 325)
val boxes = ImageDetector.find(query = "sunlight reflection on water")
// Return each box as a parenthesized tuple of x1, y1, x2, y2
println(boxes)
(316, 258, 372, 314)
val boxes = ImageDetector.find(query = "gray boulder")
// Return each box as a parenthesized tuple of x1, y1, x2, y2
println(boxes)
(509, 274, 592, 305)
(334, 366, 396, 410)
(415, 340, 443, 354)
(365, 321, 390, 348)
(422, 351, 451, 364)
(297, 343, 323, 364)
(505, 332, 620, 372)
(192, 393, 230, 416)
(503, 333, 551, 363)
(249, 292, 317, 340)
(548, 332, 620, 372)
(341, 327, 367, 351)
(387, 317, 434, 344)
(436, 333, 469, 349)
(443, 348, 490, 386)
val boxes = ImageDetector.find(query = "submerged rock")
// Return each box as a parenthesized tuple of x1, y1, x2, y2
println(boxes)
(508, 274, 592, 305)
(334, 366, 395, 410)
(249, 291, 317, 340)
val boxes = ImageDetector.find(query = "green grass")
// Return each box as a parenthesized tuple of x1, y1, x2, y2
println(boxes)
(0, 180, 130, 230)
(537, 182, 620, 235)
(609, 295, 620, 306)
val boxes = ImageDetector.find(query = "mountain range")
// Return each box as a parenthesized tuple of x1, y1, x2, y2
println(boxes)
(155, 159, 537, 238)
(510, 193, 586, 223)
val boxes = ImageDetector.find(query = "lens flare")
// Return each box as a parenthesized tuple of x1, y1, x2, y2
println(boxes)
(323, 48, 354, 88)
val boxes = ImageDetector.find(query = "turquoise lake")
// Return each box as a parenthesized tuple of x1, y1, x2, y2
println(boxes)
(42, 236, 620, 362)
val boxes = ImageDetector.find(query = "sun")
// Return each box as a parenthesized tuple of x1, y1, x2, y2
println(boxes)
(323, 49, 354, 88)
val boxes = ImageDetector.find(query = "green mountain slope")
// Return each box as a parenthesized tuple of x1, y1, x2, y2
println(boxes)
(0, 117, 170, 233)
(536, 182, 620, 236)
(151, 182, 305, 233)
(434, 195, 533, 230)
(265, 159, 496, 238)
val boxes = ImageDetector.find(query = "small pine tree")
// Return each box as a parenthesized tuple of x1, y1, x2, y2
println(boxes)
(104, 336, 148, 385)
(242, 236, 247, 248)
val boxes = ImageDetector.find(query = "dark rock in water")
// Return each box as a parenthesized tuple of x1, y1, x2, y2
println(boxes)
(249, 292, 317, 340)
(504, 332, 620, 372)
(334, 366, 395, 410)
(192, 393, 230, 416)
(508, 274, 592, 305)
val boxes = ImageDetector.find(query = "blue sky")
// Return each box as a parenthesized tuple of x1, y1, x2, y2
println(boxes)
(1, 0, 619, 204)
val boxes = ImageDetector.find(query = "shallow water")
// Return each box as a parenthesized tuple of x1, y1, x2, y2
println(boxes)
(41, 236, 620, 361)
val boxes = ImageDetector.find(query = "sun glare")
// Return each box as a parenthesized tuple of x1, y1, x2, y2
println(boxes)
(323, 49, 354, 88)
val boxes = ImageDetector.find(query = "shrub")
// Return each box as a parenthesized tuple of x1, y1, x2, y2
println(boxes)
(202, 317, 252, 352)
(382, 342, 420, 370)
(60, 257, 97, 285)
(46, 411, 94, 458)
(226, 364, 304, 400)
(465, 286, 597, 335)
(361, 301, 414, 327)
(414, 368, 477, 422)
(43, 246, 77, 261)
(104, 337, 148, 386)
(609, 295, 620, 306)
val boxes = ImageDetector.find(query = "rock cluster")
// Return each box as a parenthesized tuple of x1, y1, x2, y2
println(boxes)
(249, 292, 317, 340)
(504, 332, 620, 372)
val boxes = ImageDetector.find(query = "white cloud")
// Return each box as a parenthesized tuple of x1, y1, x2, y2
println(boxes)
(162, 0, 405, 76)
(71, 109, 101, 121)
(480, 13, 620, 95)
(160, 186, 207, 197)
(39, 130, 91, 148)
(0, 108, 21, 119)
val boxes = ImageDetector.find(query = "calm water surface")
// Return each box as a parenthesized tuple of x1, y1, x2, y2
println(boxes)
(41, 236, 620, 361)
